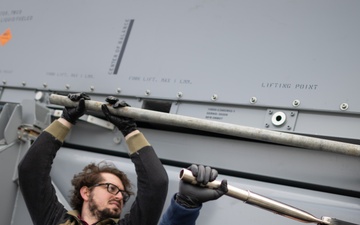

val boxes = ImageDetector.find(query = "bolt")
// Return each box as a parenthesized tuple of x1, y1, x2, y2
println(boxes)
(290, 112, 295, 116)
(65, 84, 70, 89)
(145, 90, 151, 96)
(268, 110, 273, 115)
(265, 123, 270, 128)
(211, 94, 218, 101)
(2, 80, 6, 85)
(292, 100, 300, 107)
(35, 91, 44, 101)
(250, 97, 257, 104)
(43, 83, 48, 88)
(287, 125, 291, 130)
(177, 92, 183, 98)
(113, 137, 122, 144)
(22, 82, 26, 86)
(90, 86, 95, 91)
(340, 103, 349, 111)
(117, 88, 121, 93)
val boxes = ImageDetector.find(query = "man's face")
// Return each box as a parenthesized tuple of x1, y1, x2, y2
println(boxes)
(88, 173, 126, 220)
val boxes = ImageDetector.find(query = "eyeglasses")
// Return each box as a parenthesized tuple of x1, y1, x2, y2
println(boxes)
(90, 183, 130, 202)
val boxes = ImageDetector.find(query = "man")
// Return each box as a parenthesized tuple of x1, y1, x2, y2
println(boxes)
(18, 93, 168, 225)
(19, 93, 227, 225)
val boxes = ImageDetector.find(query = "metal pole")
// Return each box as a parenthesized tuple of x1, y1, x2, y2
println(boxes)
(49, 94, 360, 157)
(180, 169, 328, 224)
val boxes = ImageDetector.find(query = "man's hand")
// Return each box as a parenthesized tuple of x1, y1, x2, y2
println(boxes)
(61, 92, 90, 124)
(101, 96, 137, 137)
(176, 164, 228, 208)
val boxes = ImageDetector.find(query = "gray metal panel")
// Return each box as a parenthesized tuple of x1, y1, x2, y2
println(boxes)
(175, 102, 360, 141)
(11, 188, 33, 225)
(141, 128, 360, 193)
(0, 143, 21, 225)
(1, 0, 360, 113)
(0, 103, 16, 141)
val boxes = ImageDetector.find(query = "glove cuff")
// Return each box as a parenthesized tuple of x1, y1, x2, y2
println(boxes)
(175, 193, 201, 208)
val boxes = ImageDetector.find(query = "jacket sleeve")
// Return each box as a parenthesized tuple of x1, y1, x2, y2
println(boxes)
(18, 120, 69, 225)
(159, 194, 201, 225)
(120, 132, 169, 225)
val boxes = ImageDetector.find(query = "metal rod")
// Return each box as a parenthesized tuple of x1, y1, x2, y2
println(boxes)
(180, 169, 328, 224)
(49, 94, 360, 157)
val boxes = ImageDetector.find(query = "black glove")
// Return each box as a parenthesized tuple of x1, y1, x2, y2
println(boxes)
(61, 92, 90, 124)
(101, 96, 137, 136)
(176, 164, 228, 208)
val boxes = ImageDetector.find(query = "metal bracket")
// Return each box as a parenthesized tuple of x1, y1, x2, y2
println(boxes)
(264, 109, 298, 132)
(53, 110, 115, 130)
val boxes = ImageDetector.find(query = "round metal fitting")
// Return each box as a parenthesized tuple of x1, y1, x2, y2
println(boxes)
(43, 83, 48, 88)
(65, 84, 70, 89)
(292, 99, 301, 107)
(340, 103, 349, 111)
(211, 94, 218, 101)
(35, 91, 44, 101)
(90, 86, 95, 91)
(145, 90, 151, 96)
(271, 111, 287, 126)
(113, 137, 122, 144)
(177, 92, 183, 98)
(116, 88, 121, 93)
(2, 80, 6, 85)
(250, 97, 257, 104)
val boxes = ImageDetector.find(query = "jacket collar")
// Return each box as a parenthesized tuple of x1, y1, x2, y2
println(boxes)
(67, 210, 120, 225)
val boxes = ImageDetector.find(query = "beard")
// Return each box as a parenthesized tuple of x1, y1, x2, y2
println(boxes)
(88, 193, 121, 220)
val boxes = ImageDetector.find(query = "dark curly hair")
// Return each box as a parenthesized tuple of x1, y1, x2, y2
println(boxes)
(69, 161, 133, 211)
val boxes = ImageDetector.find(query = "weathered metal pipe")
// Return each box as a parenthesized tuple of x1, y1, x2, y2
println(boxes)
(180, 169, 328, 224)
(49, 94, 360, 157)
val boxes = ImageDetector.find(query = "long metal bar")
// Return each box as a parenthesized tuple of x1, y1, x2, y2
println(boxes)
(180, 169, 328, 225)
(49, 94, 360, 157)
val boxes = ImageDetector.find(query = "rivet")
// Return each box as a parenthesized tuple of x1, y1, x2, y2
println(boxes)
(340, 103, 349, 111)
(292, 100, 300, 107)
(177, 92, 183, 98)
(250, 97, 257, 104)
(145, 90, 151, 96)
(117, 88, 121, 94)
(211, 94, 218, 101)
(65, 84, 70, 89)
(113, 137, 122, 144)
(90, 86, 95, 91)
(22, 81, 26, 86)
(2, 80, 7, 85)
(43, 83, 48, 88)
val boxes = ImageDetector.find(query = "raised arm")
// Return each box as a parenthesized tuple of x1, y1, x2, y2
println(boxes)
(101, 97, 169, 225)
(18, 93, 89, 225)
